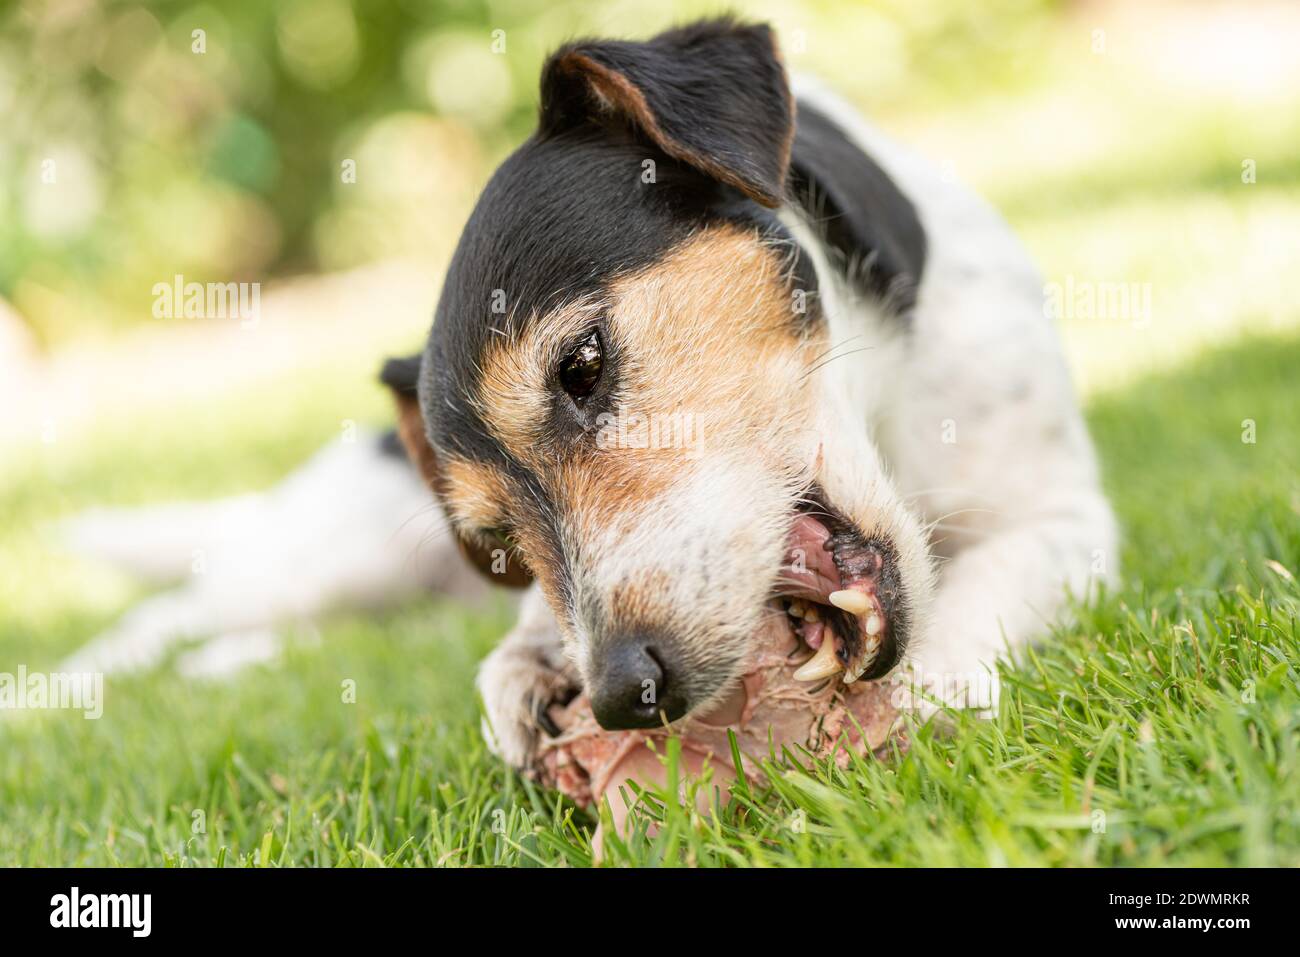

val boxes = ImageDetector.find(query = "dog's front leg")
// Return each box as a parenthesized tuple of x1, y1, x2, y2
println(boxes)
(905, 494, 1117, 717)
(476, 583, 578, 770)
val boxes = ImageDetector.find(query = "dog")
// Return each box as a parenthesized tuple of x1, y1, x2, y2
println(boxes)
(376, 18, 1118, 769)
(59, 18, 1115, 769)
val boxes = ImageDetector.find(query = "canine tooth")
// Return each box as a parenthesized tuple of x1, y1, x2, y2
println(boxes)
(793, 637, 843, 682)
(828, 589, 871, 616)
(865, 614, 883, 637)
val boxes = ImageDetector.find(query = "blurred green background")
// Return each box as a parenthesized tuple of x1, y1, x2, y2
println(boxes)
(6, 0, 1296, 371)
(2, 0, 1299, 866)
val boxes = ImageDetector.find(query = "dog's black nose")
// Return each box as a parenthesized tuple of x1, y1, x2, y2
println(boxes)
(589, 638, 688, 730)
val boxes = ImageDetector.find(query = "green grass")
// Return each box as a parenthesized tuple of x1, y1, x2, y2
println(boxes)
(4, 1, 1300, 866)
(1, 332, 1297, 867)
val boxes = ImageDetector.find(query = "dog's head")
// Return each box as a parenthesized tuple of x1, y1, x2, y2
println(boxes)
(386, 19, 934, 730)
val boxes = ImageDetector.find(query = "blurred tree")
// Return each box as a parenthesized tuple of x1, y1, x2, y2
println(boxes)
(1, 0, 1058, 343)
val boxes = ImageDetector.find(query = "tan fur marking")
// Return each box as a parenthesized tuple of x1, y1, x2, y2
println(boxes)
(395, 393, 439, 491)
(477, 224, 815, 499)
(393, 394, 533, 587)
(464, 225, 821, 616)
(440, 458, 511, 531)
(439, 458, 534, 587)
(476, 299, 604, 472)
(559, 226, 816, 557)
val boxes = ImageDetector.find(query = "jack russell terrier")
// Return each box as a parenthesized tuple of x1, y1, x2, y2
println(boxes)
(62, 18, 1116, 772)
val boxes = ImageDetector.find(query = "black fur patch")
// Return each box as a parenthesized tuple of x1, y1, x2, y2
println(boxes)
(377, 429, 407, 460)
(379, 354, 421, 398)
(541, 18, 794, 207)
(788, 102, 927, 315)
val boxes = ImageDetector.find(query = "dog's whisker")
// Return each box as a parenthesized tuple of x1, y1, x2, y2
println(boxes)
(801, 344, 876, 380)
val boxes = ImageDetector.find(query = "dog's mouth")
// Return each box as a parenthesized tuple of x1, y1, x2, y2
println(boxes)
(770, 486, 907, 686)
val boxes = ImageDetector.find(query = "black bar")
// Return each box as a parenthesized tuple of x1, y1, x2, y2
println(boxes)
(0, 867, 1281, 942)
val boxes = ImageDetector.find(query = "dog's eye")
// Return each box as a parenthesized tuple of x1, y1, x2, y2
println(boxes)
(558, 332, 602, 400)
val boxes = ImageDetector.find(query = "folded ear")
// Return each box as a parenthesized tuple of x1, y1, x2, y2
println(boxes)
(380, 355, 532, 588)
(540, 18, 795, 207)
(380, 355, 438, 490)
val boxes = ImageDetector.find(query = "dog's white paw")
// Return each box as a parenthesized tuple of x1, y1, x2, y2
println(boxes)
(476, 642, 577, 770)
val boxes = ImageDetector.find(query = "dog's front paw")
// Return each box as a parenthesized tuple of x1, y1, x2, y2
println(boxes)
(476, 643, 577, 770)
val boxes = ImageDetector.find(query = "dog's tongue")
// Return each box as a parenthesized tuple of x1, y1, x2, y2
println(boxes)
(782, 514, 841, 600)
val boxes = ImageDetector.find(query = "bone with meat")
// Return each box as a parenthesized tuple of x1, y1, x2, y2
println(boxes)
(532, 608, 904, 829)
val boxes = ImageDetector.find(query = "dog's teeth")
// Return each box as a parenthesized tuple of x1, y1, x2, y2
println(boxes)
(793, 636, 843, 682)
(803, 606, 820, 622)
(865, 614, 883, 637)
(828, 589, 871, 616)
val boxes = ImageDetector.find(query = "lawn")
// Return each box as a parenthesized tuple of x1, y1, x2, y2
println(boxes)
(3, 2, 1299, 867)
(1, 329, 1297, 867)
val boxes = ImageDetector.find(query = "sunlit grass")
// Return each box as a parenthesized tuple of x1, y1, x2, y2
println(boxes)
(3, 1, 1298, 867)
(2, 332, 1297, 866)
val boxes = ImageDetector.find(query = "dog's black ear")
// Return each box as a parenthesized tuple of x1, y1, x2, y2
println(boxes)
(380, 354, 533, 589)
(540, 18, 795, 208)
(379, 354, 422, 399)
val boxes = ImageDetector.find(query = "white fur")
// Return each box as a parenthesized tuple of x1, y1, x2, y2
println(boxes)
(58, 434, 483, 678)
(792, 80, 1117, 710)
(476, 585, 575, 767)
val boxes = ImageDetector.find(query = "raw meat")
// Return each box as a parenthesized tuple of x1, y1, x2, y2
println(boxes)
(533, 613, 903, 828)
